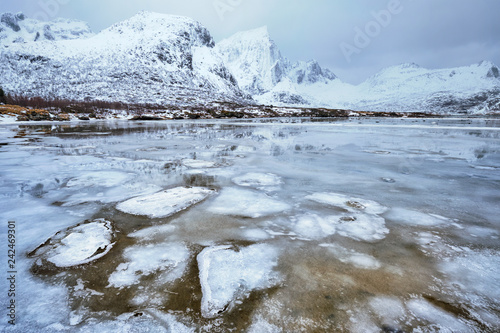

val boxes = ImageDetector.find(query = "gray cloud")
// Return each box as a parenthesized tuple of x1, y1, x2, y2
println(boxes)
(2, 0, 499, 83)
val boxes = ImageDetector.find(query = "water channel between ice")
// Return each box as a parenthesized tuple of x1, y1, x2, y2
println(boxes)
(1, 117, 499, 332)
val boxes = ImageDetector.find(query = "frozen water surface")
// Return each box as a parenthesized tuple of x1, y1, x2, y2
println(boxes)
(1, 117, 500, 332)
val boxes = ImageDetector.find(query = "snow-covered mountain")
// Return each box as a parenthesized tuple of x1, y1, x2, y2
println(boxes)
(218, 27, 500, 114)
(0, 11, 249, 106)
(215, 26, 338, 106)
(1, 11, 499, 114)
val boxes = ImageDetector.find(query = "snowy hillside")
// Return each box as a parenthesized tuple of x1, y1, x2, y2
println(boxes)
(0, 11, 249, 106)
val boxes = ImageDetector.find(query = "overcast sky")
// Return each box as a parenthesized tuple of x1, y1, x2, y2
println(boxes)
(3, 0, 500, 83)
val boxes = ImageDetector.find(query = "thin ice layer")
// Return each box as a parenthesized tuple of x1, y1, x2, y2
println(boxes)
(197, 244, 281, 318)
(31, 219, 115, 267)
(207, 188, 290, 218)
(386, 207, 449, 226)
(116, 186, 215, 218)
(65, 171, 132, 188)
(232, 172, 283, 188)
(182, 159, 217, 168)
(108, 242, 190, 288)
(306, 192, 388, 215)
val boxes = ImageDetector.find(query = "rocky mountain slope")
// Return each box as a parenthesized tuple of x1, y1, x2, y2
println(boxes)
(0, 11, 249, 107)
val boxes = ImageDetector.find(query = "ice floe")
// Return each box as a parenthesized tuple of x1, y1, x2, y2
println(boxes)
(306, 192, 388, 215)
(197, 244, 281, 318)
(207, 188, 290, 218)
(116, 186, 215, 218)
(108, 242, 190, 288)
(232, 172, 283, 189)
(29, 219, 115, 268)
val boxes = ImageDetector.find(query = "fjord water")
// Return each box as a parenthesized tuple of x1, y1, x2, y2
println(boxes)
(1, 117, 499, 332)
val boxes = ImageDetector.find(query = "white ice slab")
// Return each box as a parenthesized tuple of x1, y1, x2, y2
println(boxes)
(232, 172, 283, 188)
(116, 186, 215, 218)
(197, 244, 281, 318)
(207, 188, 290, 218)
(108, 242, 190, 288)
(31, 219, 115, 268)
(306, 192, 388, 215)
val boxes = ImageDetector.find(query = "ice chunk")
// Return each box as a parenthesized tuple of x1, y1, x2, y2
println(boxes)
(65, 171, 132, 188)
(306, 192, 388, 215)
(197, 244, 281, 318)
(207, 188, 290, 218)
(182, 159, 217, 168)
(29, 219, 115, 268)
(108, 242, 189, 288)
(232, 172, 283, 188)
(386, 208, 449, 226)
(116, 186, 215, 218)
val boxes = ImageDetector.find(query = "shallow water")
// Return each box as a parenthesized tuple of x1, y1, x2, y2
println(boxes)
(1, 117, 499, 332)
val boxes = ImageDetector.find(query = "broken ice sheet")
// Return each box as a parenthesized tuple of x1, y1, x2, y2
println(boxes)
(108, 242, 190, 289)
(116, 186, 215, 218)
(29, 218, 115, 268)
(197, 244, 281, 318)
(207, 188, 290, 218)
